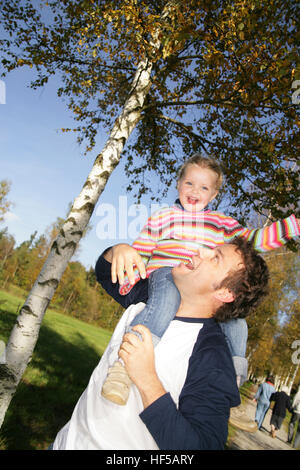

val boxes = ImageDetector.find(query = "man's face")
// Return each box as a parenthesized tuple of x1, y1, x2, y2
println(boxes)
(172, 244, 244, 298)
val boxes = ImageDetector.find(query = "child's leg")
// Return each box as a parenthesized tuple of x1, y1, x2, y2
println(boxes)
(101, 267, 181, 405)
(219, 318, 248, 387)
(128, 267, 181, 346)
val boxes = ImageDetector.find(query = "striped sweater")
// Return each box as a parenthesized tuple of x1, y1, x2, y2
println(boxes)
(119, 201, 299, 294)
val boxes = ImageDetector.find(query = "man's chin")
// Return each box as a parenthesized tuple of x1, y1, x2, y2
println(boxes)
(171, 265, 180, 280)
(172, 263, 187, 278)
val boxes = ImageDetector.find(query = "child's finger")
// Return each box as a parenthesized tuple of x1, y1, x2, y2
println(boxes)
(135, 257, 146, 279)
(117, 262, 125, 286)
(125, 260, 136, 285)
(111, 257, 117, 283)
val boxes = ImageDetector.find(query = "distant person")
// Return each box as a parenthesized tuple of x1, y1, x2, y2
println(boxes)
(288, 386, 300, 448)
(269, 385, 293, 438)
(253, 376, 275, 430)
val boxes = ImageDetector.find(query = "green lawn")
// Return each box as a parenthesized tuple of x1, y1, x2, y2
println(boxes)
(0, 289, 112, 450)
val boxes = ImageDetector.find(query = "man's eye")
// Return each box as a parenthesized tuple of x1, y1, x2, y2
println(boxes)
(202, 186, 208, 191)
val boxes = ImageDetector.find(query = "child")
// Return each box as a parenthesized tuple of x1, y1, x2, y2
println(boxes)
(101, 153, 300, 405)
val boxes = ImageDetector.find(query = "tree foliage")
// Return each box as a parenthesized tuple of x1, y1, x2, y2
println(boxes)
(247, 248, 300, 385)
(0, 0, 299, 223)
(0, 180, 13, 224)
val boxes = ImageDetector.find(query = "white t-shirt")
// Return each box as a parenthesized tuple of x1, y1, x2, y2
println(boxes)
(53, 303, 203, 450)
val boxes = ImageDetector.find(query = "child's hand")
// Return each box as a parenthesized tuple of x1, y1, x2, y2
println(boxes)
(111, 243, 146, 285)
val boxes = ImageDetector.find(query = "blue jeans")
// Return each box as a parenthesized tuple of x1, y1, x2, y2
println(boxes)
(128, 267, 248, 381)
(255, 401, 270, 429)
(128, 267, 178, 346)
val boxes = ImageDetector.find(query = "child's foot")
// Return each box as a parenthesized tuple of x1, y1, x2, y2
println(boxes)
(119, 281, 134, 295)
(101, 360, 132, 405)
(119, 268, 141, 295)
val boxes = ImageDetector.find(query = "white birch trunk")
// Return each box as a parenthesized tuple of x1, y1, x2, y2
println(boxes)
(0, 58, 153, 428)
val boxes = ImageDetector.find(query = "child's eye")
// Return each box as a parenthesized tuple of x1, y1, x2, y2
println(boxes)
(185, 181, 192, 185)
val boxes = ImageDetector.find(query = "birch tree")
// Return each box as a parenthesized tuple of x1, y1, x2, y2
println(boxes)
(0, 0, 199, 429)
(0, 0, 299, 427)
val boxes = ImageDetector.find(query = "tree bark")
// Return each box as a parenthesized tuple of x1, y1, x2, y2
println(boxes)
(0, 57, 153, 428)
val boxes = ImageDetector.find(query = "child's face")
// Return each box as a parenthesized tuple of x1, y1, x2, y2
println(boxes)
(177, 164, 219, 212)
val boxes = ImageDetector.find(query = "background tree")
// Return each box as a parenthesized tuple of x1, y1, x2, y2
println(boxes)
(247, 248, 300, 386)
(0, 229, 16, 289)
(0, 0, 299, 427)
(0, 180, 13, 224)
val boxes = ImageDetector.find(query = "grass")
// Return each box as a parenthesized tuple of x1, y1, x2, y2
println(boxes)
(3, 288, 296, 451)
(0, 289, 112, 450)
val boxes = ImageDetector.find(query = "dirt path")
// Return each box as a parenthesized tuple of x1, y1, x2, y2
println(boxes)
(227, 392, 293, 451)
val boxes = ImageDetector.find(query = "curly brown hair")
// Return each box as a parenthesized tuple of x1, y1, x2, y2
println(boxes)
(214, 237, 269, 322)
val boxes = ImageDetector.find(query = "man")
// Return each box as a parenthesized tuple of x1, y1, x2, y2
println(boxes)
(269, 386, 293, 438)
(52, 238, 269, 450)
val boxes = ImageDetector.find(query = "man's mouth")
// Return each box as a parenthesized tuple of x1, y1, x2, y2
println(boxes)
(185, 260, 194, 270)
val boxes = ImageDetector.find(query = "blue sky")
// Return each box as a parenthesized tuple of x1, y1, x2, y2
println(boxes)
(0, 67, 178, 269)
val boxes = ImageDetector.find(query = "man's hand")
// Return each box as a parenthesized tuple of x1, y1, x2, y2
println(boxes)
(119, 325, 166, 408)
(108, 243, 146, 285)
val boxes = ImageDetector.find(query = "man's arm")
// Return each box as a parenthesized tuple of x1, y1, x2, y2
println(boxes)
(119, 325, 239, 450)
(119, 325, 166, 408)
(95, 246, 149, 308)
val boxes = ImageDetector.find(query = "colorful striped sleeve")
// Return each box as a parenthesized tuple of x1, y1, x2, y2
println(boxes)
(223, 214, 300, 252)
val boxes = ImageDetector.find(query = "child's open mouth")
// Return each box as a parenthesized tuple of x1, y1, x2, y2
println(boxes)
(187, 197, 198, 205)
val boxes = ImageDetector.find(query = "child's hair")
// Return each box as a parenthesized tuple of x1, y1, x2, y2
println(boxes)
(177, 153, 224, 190)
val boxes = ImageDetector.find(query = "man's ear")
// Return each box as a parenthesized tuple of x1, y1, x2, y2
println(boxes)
(214, 288, 235, 304)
